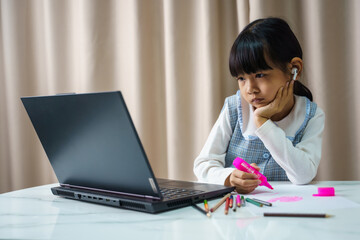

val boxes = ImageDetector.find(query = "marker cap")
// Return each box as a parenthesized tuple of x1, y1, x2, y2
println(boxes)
(312, 187, 335, 197)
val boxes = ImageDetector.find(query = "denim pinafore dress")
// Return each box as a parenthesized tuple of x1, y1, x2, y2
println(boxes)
(223, 91, 317, 181)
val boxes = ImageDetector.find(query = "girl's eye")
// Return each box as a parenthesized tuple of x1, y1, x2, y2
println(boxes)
(237, 77, 245, 81)
(255, 73, 265, 78)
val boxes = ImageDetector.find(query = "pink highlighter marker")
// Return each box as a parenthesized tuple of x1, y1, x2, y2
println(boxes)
(233, 157, 274, 190)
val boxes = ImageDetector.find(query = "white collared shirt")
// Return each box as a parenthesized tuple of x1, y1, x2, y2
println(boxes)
(193, 95, 325, 185)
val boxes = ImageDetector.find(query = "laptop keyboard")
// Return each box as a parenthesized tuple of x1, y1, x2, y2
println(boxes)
(160, 187, 204, 200)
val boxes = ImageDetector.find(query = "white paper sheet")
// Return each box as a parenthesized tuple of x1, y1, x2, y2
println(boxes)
(240, 184, 360, 215)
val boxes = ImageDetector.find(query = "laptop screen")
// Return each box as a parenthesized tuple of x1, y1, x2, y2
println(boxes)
(21, 92, 161, 199)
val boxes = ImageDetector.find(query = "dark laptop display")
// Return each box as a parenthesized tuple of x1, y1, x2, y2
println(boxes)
(21, 91, 234, 213)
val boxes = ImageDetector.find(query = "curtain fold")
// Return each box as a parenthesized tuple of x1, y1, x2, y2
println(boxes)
(1, 0, 359, 193)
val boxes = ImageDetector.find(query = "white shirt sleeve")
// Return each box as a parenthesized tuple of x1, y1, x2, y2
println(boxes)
(255, 107, 325, 184)
(193, 103, 234, 185)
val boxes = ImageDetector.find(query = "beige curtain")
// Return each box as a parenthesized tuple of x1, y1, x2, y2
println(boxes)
(1, 0, 359, 193)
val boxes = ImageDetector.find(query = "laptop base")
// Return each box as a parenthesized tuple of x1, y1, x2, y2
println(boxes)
(51, 184, 234, 214)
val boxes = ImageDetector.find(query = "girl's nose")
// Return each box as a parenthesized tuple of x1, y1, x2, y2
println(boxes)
(246, 79, 259, 94)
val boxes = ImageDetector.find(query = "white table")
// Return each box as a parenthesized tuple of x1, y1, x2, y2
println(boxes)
(1, 181, 360, 240)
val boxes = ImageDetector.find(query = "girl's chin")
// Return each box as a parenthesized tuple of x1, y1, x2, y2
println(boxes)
(251, 103, 268, 109)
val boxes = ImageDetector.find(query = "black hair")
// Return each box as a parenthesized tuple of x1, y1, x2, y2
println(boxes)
(229, 17, 313, 101)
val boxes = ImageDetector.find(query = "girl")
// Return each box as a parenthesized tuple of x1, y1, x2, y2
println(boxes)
(193, 18, 325, 194)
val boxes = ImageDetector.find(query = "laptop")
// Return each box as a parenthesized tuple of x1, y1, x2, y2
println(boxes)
(21, 91, 234, 213)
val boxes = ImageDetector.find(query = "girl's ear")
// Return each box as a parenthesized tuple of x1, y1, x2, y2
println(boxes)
(289, 57, 303, 81)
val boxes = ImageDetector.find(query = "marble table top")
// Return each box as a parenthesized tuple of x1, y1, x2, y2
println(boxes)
(1, 181, 360, 240)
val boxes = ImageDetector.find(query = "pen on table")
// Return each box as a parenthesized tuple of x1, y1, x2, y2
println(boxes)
(210, 193, 231, 213)
(233, 195, 237, 212)
(264, 213, 331, 218)
(204, 200, 209, 213)
(224, 197, 230, 215)
(192, 204, 211, 218)
(241, 195, 245, 206)
(236, 195, 241, 208)
(245, 198, 263, 207)
(229, 195, 233, 208)
(251, 198, 272, 206)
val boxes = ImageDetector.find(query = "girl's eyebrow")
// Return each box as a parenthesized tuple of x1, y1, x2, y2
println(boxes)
(256, 69, 271, 73)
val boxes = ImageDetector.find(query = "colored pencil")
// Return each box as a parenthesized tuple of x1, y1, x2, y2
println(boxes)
(241, 195, 245, 206)
(224, 197, 230, 215)
(245, 198, 263, 207)
(210, 193, 231, 213)
(192, 204, 211, 218)
(236, 195, 241, 207)
(251, 198, 272, 206)
(229, 195, 233, 208)
(264, 213, 331, 218)
(204, 200, 209, 213)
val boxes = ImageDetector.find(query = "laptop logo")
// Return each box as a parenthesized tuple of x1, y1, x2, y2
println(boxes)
(148, 178, 158, 193)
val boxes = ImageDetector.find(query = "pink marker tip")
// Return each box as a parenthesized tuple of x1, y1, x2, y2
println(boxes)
(262, 181, 274, 190)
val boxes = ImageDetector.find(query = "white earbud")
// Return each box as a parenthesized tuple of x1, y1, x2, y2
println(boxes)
(291, 68, 298, 80)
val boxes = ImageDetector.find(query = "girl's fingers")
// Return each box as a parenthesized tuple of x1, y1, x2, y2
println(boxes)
(273, 86, 284, 107)
(232, 170, 257, 180)
(231, 170, 261, 186)
(285, 80, 294, 98)
(233, 178, 260, 188)
(278, 86, 284, 99)
(289, 79, 295, 94)
(250, 163, 260, 171)
(278, 81, 293, 108)
(272, 86, 283, 104)
(283, 81, 289, 97)
(283, 80, 294, 104)
(230, 169, 261, 193)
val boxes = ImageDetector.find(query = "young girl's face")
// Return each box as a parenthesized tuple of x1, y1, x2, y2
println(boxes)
(237, 66, 290, 109)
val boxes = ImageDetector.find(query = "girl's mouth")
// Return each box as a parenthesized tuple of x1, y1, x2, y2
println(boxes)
(251, 98, 265, 104)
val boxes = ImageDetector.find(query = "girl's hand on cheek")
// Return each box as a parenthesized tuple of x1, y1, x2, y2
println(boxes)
(254, 80, 294, 127)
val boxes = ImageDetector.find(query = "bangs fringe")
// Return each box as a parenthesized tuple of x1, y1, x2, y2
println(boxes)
(229, 35, 273, 77)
